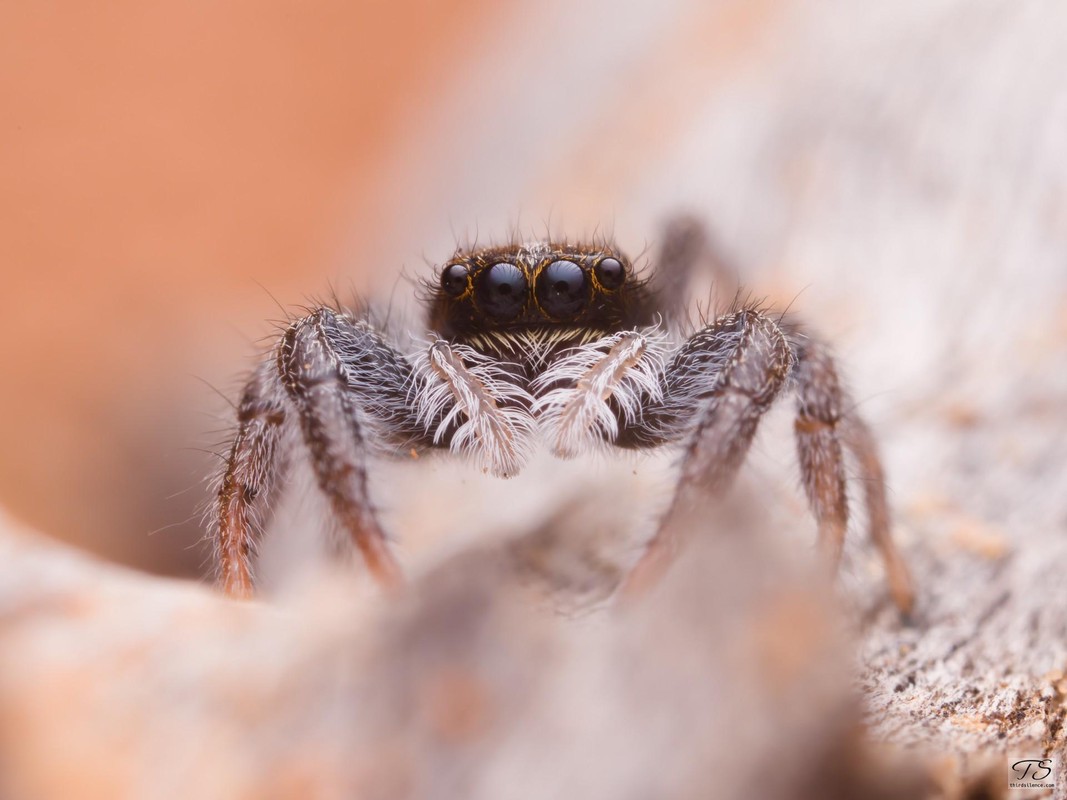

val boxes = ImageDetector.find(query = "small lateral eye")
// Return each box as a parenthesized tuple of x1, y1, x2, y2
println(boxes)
(440, 263, 470, 296)
(594, 257, 625, 290)
(537, 260, 588, 317)
(479, 262, 527, 320)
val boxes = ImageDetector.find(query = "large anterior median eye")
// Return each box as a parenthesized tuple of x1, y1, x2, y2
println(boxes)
(478, 262, 527, 320)
(537, 260, 589, 317)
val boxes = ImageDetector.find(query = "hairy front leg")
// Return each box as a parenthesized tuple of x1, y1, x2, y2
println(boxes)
(214, 364, 288, 598)
(277, 309, 419, 587)
(621, 309, 793, 593)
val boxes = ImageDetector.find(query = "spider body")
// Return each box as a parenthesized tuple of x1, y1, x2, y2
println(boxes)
(428, 242, 654, 343)
(213, 218, 914, 612)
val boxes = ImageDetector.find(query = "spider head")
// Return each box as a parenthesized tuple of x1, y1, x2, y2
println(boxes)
(427, 241, 651, 340)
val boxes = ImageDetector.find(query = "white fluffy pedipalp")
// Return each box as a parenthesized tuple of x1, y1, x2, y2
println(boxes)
(413, 339, 535, 478)
(531, 329, 668, 458)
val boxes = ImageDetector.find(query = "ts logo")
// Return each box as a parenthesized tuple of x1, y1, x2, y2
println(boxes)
(1011, 759, 1053, 781)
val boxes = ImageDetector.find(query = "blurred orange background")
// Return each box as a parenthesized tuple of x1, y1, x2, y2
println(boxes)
(0, 1, 518, 575)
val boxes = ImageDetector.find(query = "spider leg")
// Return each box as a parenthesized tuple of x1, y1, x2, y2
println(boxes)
(616, 310, 914, 613)
(789, 332, 850, 571)
(650, 214, 741, 328)
(214, 363, 288, 598)
(620, 308, 793, 593)
(275, 309, 431, 589)
(789, 328, 914, 613)
(841, 400, 916, 615)
(215, 307, 440, 597)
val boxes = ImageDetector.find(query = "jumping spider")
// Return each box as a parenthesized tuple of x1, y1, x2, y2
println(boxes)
(213, 218, 914, 613)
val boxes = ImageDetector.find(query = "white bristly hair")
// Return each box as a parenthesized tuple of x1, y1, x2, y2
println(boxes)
(413, 339, 536, 478)
(531, 329, 669, 457)
(462, 327, 610, 370)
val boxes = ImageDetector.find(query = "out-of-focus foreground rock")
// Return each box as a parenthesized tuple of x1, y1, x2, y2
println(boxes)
(0, 500, 930, 800)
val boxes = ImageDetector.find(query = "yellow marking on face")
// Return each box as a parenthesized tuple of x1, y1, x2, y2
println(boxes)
(529, 257, 552, 318)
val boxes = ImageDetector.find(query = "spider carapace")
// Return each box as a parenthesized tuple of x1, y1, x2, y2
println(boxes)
(213, 219, 915, 613)
(429, 242, 650, 340)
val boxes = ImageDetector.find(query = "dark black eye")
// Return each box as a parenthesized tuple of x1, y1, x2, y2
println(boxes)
(440, 263, 469, 297)
(536, 260, 589, 317)
(594, 257, 625, 290)
(478, 262, 527, 320)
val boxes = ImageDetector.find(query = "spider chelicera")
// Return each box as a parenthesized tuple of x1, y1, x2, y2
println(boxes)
(212, 217, 914, 613)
